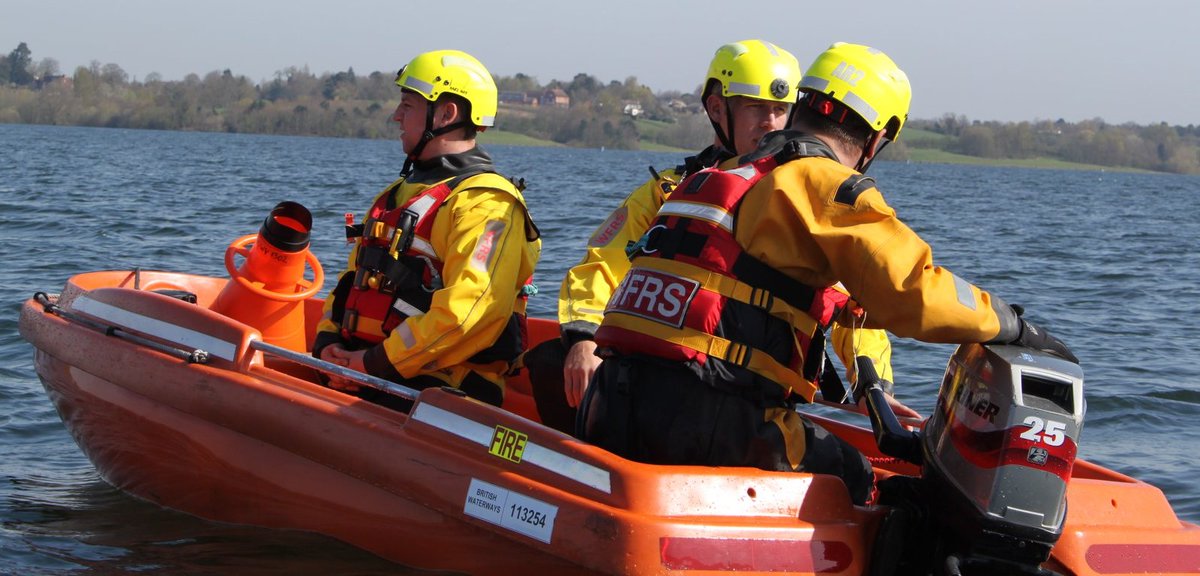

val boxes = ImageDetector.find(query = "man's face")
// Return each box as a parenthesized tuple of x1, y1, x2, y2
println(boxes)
(726, 96, 791, 155)
(392, 91, 429, 155)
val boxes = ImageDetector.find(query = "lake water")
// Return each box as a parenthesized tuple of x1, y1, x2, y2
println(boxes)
(3, 123, 1199, 574)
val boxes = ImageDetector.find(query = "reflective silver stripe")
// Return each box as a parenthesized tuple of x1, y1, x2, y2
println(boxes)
(392, 297, 424, 318)
(410, 403, 612, 494)
(800, 75, 830, 92)
(402, 75, 434, 95)
(72, 295, 239, 361)
(410, 236, 437, 258)
(478, 115, 495, 127)
(726, 164, 758, 180)
(403, 191, 443, 259)
(442, 54, 487, 77)
(659, 200, 734, 232)
(407, 194, 438, 219)
(396, 322, 417, 348)
(841, 91, 879, 126)
(953, 274, 977, 311)
(727, 81, 761, 97)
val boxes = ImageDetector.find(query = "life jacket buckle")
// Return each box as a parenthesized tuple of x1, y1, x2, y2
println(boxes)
(342, 309, 361, 339)
(750, 287, 774, 311)
(354, 267, 394, 294)
(353, 268, 370, 289)
(728, 342, 751, 368)
(367, 220, 388, 240)
(389, 210, 418, 257)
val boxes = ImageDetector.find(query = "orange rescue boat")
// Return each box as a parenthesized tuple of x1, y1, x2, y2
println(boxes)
(18, 202, 1200, 575)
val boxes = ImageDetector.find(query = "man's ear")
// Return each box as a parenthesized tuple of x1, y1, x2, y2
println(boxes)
(865, 128, 890, 160)
(704, 93, 726, 123)
(434, 99, 461, 129)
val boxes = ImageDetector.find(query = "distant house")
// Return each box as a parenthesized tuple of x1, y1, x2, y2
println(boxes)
(665, 98, 703, 114)
(622, 102, 643, 117)
(34, 74, 72, 90)
(540, 88, 570, 108)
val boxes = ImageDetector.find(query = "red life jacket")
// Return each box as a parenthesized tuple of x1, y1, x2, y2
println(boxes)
(595, 150, 849, 401)
(342, 172, 533, 365)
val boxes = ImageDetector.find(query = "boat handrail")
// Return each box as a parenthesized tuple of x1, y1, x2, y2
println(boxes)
(249, 340, 418, 401)
(34, 291, 212, 364)
(33, 291, 418, 402)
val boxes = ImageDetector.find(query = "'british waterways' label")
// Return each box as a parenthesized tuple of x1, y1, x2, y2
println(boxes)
(463, 478, 558, 544)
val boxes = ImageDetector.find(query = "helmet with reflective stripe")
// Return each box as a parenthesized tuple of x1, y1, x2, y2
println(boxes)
(705, 40, 801, 104)
(799, 42, 911, 140)
(395, 49, 498, 127)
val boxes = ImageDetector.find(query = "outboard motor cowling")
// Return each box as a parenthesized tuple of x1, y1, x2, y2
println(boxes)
(922, 343, 1085, 573)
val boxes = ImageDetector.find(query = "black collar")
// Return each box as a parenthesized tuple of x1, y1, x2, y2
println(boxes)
(740, 130, 839, 164)
(678, 144, 735, 177)
(405, 146, 496, 184)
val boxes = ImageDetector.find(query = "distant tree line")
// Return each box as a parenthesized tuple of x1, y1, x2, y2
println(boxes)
(907, 114, 1200, 174)
(2, 42, 1198, 174)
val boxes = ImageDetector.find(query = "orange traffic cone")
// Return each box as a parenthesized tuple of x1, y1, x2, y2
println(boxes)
(211, 201, 324, 352)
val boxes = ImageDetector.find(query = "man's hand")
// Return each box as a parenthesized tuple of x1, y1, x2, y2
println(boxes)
(320, 344, 367, 392)
(1007, 304, 1078, 364)
(855, 390, 922, 421)
(563, 340, 601, 408)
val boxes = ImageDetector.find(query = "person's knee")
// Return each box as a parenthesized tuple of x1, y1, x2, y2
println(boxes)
(800, 417, 874, 505)
(577, 359, 637, 450)
(840, 444, 875, 505)
(525, 338, 576, 433)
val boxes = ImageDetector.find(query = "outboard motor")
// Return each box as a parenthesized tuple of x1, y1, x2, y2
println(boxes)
(211, 201, 325, 352)
(862, 343, 1084, 575)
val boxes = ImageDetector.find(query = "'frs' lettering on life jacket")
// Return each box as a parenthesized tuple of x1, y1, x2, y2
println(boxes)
(471, 219, 507, 272)
(589, 206, 628, 248)
(606, 268, 699, 329)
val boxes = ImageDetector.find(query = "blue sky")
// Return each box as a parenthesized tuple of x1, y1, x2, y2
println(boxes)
(5, 0, 1196, 126)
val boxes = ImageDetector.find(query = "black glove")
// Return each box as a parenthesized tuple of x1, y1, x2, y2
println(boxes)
(1013, 316, 1078, 364)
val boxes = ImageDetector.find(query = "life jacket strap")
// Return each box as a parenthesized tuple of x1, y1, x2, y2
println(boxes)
(662, 323, 818, 401)
(633, 258, 819, 336)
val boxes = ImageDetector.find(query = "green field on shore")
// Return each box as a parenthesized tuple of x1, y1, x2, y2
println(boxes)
(904, 148, 1145, 172)
(476, 129, 564, 147)
(479, 128, 1129, 173)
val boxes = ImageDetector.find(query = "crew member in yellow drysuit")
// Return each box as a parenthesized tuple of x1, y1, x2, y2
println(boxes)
(314, 50, 540, 411)
(527, 40, 899, 433)
(579, 43, 1076, 504)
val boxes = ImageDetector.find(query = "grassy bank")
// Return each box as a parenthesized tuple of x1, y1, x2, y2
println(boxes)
(477, 129, 564, 147)
(904, 148, 1149, 173)
(455, 125, 1155, 173)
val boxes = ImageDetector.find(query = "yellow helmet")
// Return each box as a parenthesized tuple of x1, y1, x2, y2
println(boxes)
(705, 40, 801, 104)
(395, 49, 498, 127)
(799, 42, 911, 140)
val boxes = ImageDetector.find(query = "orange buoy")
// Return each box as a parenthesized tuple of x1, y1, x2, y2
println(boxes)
(211, 201, 324, 352)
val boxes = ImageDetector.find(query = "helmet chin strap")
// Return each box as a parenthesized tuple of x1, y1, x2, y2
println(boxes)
(401, 101, 473, 177)
(720, 103, 738, 156)
(705, 92, 737, 156)
(855, 133, 890, 174)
